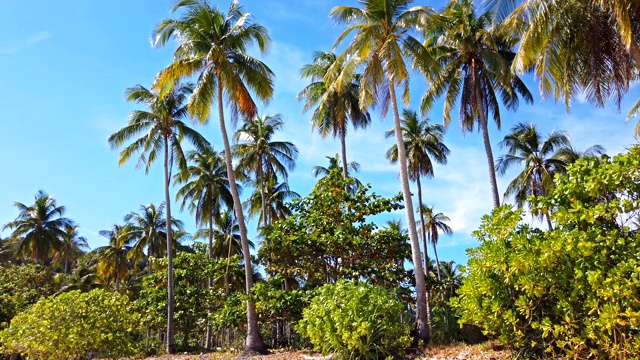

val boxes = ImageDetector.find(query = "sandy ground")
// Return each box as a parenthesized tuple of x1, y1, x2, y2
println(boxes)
(142, 341, 512, 360)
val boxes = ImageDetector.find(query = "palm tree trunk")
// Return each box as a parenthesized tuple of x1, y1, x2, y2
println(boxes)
(388, 81, 430, 343)
(148, 243, 153, 274)
(259, 166, 269, 229)
(205, 209, 214, 351)
(546, 212, 553, 231)
(432, 240, 442, 282)
(478, 110, 500, 209)
(416, 175, 429, 274)
(216, 80, 267, 354)
(340, 126, 349, 179)
(415, 175, 432, 329)
(164, 134, 176, 355)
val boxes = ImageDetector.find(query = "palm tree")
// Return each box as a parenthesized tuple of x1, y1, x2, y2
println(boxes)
(233, 114, 298, 228)
(421, 0, 533, 209)
(419, 206, 453, 282)
(330, 0, 434, 341)
(124, 203, 185, 272)
(312, 154, 363, 194)
(244, 179, 300, 225)
(53, 224, 89, 274)
(3, 191, 72, 263)
(153, 1, 274, 352)
(496, 122, 573, 229)
(95, 224, 132, 292)
(385, 109, 450, 280)
(298, 51, 371, 179)
(107, 82, 209, 354)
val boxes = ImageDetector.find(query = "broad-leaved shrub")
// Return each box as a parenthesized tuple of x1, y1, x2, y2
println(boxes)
(0, 288, 139, 359)
(296, 280, 411, 359)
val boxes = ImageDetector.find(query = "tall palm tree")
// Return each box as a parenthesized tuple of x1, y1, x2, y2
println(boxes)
(421, 0, 533, 209)
(233, 114, 298, 228)
(53, 224, 89, 274)
(124, 203, 185, 272)
(244, 179, 300, 225)
(330, 0, 434, 341)
(298, 51, 371, 179)
(174, 148, 234, 349)
(107, 82, 209, 354)
(420, 206, 453, 282)
(3, 191, 72, 263)
(95, 224, 132, 292)
(496, 122, 573, 229)
(385, 109, 450, 279)
(153, 1, 275, 352)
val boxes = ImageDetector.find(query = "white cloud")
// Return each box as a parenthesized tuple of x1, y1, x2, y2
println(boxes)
(0, 31, 52, 55)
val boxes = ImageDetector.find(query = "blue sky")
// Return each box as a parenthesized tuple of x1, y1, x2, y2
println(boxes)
(1, 0, 638, 266)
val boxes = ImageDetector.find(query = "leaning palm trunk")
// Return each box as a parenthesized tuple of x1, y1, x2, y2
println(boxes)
(415, 174, 432, 328)
(216, 80, 267, 354)
(478, 107, 500, 209)
(388, 82, 430, 342)
(163, 134, 176, 354)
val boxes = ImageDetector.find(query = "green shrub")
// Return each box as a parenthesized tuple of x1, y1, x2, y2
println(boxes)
(454, 148, 640, 358)
(296, 280, 411, 359)
(0, 288, 139, 359)
(0, 264, 58, 328)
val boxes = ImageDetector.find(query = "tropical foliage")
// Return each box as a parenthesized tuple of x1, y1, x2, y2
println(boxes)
(3, 0, 640, 357)
(455, 147, 640, 358)
(297, 280, 411, 360)
(260, 169, 411, 291)
(0, 289, 139, 360)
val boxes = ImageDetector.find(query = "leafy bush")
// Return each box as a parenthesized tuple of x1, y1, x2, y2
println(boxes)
(0, 264, 58, 328)
(260, 169, 412, 291)
(0, 288, 139, 359)
(296, 280, 411, 359)
(454, 148, 640, 358)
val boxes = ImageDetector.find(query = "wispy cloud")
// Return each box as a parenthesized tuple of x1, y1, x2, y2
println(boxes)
(0, 31, 52, 55)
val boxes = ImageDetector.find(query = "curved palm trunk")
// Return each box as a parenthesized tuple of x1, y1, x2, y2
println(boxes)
(216, 80, 267, 354)
(415, 174, 432, 328)
(163, 134, 176, 355)
(388, 82, 429, 342)
(478, 109, 500, 209)
(205, 208, 214, 351)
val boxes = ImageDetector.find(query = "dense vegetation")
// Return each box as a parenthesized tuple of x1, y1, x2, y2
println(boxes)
(455, 148, 640, 358)
(1, 0, 639, 358)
